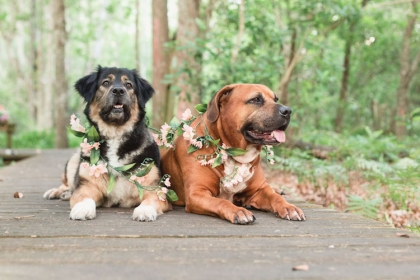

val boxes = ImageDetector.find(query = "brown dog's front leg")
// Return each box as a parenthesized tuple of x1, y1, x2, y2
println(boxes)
(247, 186, 306, 221)
(186, 189, 256, 225)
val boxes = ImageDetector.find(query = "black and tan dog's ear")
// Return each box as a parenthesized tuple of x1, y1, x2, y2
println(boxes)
(207, 84, 235, 123)
(74, 65, 102, 103)
(132, 69, 154, 108)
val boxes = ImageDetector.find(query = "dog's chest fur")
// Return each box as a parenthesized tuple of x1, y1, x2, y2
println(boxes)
(217, 146, 259, 202)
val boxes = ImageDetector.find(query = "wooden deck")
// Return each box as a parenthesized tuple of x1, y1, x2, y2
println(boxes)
(0, 149, 419, 279)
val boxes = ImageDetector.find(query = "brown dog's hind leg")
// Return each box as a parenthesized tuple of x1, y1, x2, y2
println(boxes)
(186, 189, 256, 225)
(247, 186, 306, 221)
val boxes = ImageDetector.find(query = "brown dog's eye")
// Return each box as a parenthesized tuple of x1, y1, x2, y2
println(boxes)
(249, 96, 263, 104)
(102, 81, 110, 86)
(126, 83, 133, 89)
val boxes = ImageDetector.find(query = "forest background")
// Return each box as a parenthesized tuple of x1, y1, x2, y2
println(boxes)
(0, 0, 419, 231)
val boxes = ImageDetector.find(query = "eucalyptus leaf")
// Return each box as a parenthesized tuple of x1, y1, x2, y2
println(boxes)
(90, 149, 100, 165)
(135, 182, 144, 200)
(87, 125, 100, 142)
(67, 127, 85, 138)
(212, 154, 223, 168)
(107, 172, 116, 194)
(195, 103, 207, 114)
(166, 189, 179, 202)
(187, 144, 200, 154)
(225, 148, 247, 156)
(169, 117, 180, 129)
(114, 163, 136, 172)
(136, 161, 155, 177)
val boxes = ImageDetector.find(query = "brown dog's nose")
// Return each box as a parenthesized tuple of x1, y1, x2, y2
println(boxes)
(112, 87, 126, 96)
(279, 105, 292, 117)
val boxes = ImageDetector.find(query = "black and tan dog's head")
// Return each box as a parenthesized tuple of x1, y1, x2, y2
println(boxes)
(207, 84, 291, 147)
(75, 65, 154, 126)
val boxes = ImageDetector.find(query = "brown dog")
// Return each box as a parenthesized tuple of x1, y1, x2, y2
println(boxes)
(161, 84, 305, 224)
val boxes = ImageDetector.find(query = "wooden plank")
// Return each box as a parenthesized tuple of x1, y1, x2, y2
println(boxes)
(0, 149, 419, 279)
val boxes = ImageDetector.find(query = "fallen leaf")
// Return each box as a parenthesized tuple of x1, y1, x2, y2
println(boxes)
(292, 264, 309, 271)
(13, 192, 23, 198)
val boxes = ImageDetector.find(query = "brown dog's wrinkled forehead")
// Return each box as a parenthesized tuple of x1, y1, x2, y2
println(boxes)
(231, 84, 276, 99)
(98, 68, 136, 84)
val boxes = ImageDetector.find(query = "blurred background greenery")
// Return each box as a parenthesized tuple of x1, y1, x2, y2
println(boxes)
(0, 0, 419, 230)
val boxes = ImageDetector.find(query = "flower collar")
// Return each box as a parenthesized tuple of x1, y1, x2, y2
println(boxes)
(151, 105, 276, 189)
(69, 114, 178, 202)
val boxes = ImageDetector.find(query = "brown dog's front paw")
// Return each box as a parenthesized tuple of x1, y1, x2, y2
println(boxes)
(275, 203, 306, 221)
(229, 208, 256, 225)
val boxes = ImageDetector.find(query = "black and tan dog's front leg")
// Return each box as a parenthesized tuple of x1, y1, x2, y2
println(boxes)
(69, 181, 105, 220)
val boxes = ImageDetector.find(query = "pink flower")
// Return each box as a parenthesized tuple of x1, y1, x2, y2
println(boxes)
(199, 159, 209, 166)
(92, 142, 100, 150)
(152, 133, 163, 146)
(181, 108, 193, 121)
(89, 163, 108, 177)
(164, 178, 171, 187)
(81, 162, 90, 169)
(161, 187, 168, 194)
(182, 124, 195, 142)
(191, 139, 203, 149)
(157, 190, 167, 201)
(269, 159, 275, 165)
(80, 138, 92, 153)
(130, 175, 147, 185)
(70, 114, 86, 133)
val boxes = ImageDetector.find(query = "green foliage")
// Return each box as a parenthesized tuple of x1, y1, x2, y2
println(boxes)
(347, 195, 381, 220)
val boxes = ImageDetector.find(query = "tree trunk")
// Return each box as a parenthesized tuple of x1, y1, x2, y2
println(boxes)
(333, 24, 353, 133)
(52, 0, 69, 148)
(394, 3, 420, 139)
(334, 0, 369, 133)
(29, 0, 38, 124)
(175, 0, 202, 118)
(152, 0, 171, 128)
(135, 0, 141, 73)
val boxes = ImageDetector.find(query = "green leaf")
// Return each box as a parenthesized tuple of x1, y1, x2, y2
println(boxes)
(87, 125, 100, 142)
(114, 163, 136, 172)
(166, 189, 179, 202)
(225, 148, 247, 157)
(212, 154, 223, 168)
(90, 149, 100, 165)
(169, 117, 180, 129)
(208, 138, 220, 146)
(195, 103, 208, 114)
(67, 127, 85, 138)
(107, 172, 116, 194)
(136, 161, 155, 177)
(187, 144, 200, 154)
(135, 181, 144, 199)
(195, 18, 206, 31)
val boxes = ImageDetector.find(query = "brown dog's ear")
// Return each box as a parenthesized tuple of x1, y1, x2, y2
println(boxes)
(207, 85, 235, 123)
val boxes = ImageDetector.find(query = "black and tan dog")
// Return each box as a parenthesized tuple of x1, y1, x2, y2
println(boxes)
(44, 66, 171, 221)
(162, 84, 305, 224)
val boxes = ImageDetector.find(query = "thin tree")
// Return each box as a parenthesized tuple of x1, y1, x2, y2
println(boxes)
(52, 0, 69, 148)
(175, 0, 202, 118)
(152, 0, 171, 128)
(394, 2, 420, 139)
(334, 0, 369, 133)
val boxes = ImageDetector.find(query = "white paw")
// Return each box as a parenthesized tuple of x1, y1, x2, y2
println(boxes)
(132, 205, 158, 222)
(43, 188, 61, 199)
(70, 198, 96, 220)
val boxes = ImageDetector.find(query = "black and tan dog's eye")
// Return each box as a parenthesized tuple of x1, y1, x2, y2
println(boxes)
(126, 82, 133, 89)
(102, 81, 110, 86)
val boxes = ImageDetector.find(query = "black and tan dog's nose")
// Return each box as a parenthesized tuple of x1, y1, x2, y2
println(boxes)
(279, 105, 292, 117)
(112, 87, 126, 96)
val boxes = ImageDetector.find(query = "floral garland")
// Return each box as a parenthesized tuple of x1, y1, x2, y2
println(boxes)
(151, 105, 276, 189)
(69, 114, 178, 202)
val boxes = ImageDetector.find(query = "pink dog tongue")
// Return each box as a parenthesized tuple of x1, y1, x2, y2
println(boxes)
(273, 130, 286, 142)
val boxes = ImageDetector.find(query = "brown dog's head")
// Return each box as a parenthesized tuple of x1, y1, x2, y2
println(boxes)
(75, 65, 154, 126)
(207, 84, 291, 147)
